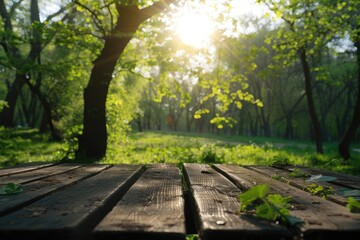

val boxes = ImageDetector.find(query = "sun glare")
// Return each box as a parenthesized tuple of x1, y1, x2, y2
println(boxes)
(169, 0, 267, 48)
(174, 8, 214, 49)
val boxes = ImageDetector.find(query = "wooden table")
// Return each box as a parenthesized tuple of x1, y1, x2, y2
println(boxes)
(0, 163, 360, 240)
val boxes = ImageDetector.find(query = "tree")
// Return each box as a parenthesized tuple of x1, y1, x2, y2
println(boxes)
(258, 0, 344, 154)
(0, 0, 72, 138)
(0, 0, 28, 127)
(338, 0, 360, 160)
(75, 0, 176, 159)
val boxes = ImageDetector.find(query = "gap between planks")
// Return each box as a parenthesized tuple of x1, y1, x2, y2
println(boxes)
(0, 163, 57, 177)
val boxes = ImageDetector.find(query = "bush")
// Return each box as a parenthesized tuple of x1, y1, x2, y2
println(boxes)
(199, 144, 224, 163)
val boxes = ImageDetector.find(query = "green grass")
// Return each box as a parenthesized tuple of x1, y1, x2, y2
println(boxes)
(104, 131, 360, 176)
(1, 128, 359, 176)
(0, 127, 65, 167)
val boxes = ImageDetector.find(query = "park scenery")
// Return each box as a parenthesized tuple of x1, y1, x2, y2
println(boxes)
(1, 0, 359, 173)
(1, 1, 360, 239)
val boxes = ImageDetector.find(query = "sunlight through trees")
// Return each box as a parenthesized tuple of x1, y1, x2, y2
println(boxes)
(0, 0, 359, 160)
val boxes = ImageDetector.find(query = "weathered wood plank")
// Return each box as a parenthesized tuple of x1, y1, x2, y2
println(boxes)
(184, 163, 290, 240)
(0, 162, 56, 177)
(214, 164, 360, 240)
(281, 166, 360, 190)
(94, 164, 185, 240)
(246, 165, 349, 206)
(0, 164, 109, 216)
(0, 164, 144, 240)
(0, 163, 83, 185)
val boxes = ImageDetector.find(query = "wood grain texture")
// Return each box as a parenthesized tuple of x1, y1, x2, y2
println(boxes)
(281, 166, 360, 190)
(184, 163, 290, 240)
(0, 163, 83, 185)
(94, 164, 185, 240)
(0, 164, 109, 216)
(0, 163, 55, 177)
(246, 165, 349, 206)
(214, 164, 360, 240)
(0, 164, 143, 240)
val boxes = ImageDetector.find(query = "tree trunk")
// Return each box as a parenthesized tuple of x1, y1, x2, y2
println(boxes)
(24, 77, 60, 140)
(78, 5, 144, 158)
(155, 118, 161, 130)
(39, 109, 49, 133)
(284, 116, 294, 139)
(298, 47, 323, 154)
(79, 34, 133, 158)
(135, 113, 142, 132)
(0, 0, 42, 128)
(146, 82, 152, 130)
(336, 86, 352, 138)
(339, 39, 360, 160)
(238, 110, 244, 135)
(0, 74, 26, 127)
(186, 105, 193, 132)
(263, 120, 271, 137)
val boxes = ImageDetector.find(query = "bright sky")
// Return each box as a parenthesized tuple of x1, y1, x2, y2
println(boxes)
(42, 0, 267, 48)
(39, 0, 62, 22)
(174, 6, 214, 49)
(170, 0, 267, 49)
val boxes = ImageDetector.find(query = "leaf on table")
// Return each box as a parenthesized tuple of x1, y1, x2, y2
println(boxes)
(267, 194, 292, 209)
(347, 197, 360, 213)
(238, 184, 298, 226)
(306, 183, 334, 198)
(306, 174, 336, 182)
(238, 184, 269, 211)
(256, 203, 274, 221)
(0, 183, 23, 195)
(288, 168, 308, 178)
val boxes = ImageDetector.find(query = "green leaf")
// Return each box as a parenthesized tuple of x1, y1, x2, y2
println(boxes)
(306, 184, 333, 198)
(288, 168, 308, 178)
(238, 184, 297, 225)
(256, 203, 275, 221)
(256, 101, 264, 108)
(239, 184, 269, 211)
(0, 183, 23, 195)
(275, 10, 282, 18)
(347, 197, 360, 213)
(186, 234, 199, 240)
(267, 194, 292, 209)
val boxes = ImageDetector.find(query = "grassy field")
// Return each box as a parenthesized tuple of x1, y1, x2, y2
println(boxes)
(0, 128, 64, 167)
(1, 128, 360, 176)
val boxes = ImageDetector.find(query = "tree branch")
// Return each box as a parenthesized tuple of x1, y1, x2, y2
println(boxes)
(72, 0, 107, 35)
(45, 2, 75, 23)
(0, 0, 12, 30)
(9, 0, 25, 18)
(103, 0, 114, 30)
(0, 0, 22, 58)
(140, 0, 177, 21)
(116, 0, 177, 24)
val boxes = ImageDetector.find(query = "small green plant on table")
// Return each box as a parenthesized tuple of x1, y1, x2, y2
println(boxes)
(0, 183, 23, 195)
(238, 184, 300, 225)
